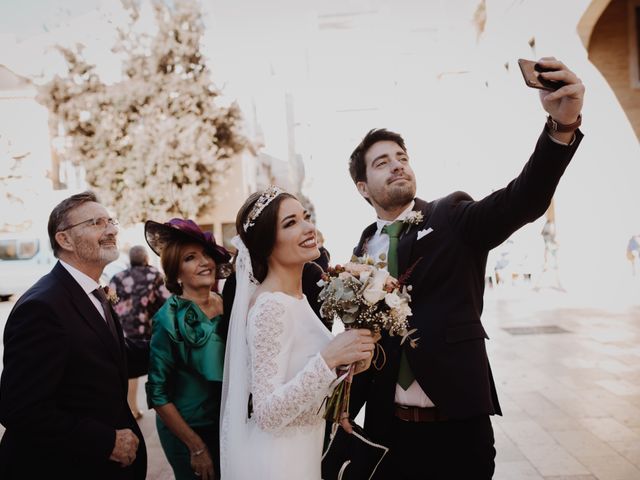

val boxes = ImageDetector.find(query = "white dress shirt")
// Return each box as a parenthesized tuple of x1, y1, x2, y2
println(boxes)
(366, 201, 436, 408)
(59, 260, 107, 322)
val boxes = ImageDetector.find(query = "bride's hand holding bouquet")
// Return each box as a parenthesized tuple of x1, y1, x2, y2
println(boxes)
(321, 329, 377, 371)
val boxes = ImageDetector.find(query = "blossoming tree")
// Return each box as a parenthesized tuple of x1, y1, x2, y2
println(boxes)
(37, 0, 246, 224)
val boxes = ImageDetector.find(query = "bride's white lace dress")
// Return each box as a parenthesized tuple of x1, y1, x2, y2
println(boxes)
(233, 291, 335, 479)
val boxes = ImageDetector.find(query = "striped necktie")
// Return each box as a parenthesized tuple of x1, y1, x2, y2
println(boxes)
(92, 287, 120, 343)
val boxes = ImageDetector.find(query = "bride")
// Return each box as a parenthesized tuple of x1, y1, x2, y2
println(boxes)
(220, 186, 375, 479)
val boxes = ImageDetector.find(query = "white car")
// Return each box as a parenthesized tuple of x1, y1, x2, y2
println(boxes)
(0, 231, 131, 301)
(0, 232, 56, 301)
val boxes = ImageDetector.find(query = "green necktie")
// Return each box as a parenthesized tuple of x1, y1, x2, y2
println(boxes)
(382, 221, 414, 390)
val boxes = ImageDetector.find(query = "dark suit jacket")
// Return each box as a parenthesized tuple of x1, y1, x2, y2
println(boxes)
(348, 129, 583, 442)
(0, 262, 147, 480)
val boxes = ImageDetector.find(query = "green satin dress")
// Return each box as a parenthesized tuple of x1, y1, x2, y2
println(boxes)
(146, 295, 225, 479)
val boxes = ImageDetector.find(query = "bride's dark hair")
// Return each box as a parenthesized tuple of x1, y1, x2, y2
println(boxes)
(236, 190, 295, 283)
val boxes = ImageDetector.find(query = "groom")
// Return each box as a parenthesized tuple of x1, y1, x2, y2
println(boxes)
(343, 58, 584, 479)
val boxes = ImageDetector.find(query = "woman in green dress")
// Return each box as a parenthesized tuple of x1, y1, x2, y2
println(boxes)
(144, 218, 231, 480)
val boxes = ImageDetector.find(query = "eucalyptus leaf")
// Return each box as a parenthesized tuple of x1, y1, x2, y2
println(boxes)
(342, 313, 356, 324)
(344, 302, 359, 314)
(340, 289, 355, 301)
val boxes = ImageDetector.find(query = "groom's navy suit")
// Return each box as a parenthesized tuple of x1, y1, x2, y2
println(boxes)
(349, 129, 583, 478)
(0, 262, 147, 480)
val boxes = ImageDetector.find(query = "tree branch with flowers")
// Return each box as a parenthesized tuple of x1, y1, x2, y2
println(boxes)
(37, 0, 247, 225)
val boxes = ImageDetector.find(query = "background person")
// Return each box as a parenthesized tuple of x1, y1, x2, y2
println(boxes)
(109, 245, 170, 419)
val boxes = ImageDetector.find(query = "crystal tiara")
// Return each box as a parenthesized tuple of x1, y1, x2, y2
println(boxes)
(243, 185, 286, 232)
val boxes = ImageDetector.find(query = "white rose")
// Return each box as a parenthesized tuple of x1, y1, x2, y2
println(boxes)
(397, 301, 412, 319)
(362, 269, 389, 304)
(339, 271, 352, 281)
(385, 292, 402, 309)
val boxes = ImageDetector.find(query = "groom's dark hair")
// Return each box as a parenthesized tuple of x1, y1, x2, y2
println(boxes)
(348, 128, 407, 184)
(236, 190, 296, 283)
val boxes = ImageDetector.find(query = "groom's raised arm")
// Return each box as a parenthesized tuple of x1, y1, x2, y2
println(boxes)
(446, 128, 581, 251)
(446, 57, 584, 251)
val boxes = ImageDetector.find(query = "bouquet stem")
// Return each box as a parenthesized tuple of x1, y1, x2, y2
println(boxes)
(324, 363, 355, 424)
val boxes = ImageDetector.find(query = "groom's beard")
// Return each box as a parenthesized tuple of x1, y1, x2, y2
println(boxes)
(373, 183, 416, 211)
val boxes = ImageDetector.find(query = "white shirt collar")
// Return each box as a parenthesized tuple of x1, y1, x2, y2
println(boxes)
(59, 260, 101, 295)
(375, 200, 416, 234)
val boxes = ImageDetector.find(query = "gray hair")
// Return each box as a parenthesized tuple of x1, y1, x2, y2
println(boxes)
(129, 245, 149, 267)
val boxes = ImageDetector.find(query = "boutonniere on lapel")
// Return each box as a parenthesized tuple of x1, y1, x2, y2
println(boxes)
(403, 211, 424, 227)
(104, 286, 119, 305)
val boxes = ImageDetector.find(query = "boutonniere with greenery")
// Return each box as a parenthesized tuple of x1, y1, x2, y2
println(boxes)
(403, 211, 424, 226)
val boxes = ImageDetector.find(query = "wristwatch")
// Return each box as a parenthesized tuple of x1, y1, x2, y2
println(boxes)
(546, 114, 582, 133)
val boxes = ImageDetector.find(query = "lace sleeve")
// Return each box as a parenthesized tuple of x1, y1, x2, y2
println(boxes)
(247, 296, 335, 433)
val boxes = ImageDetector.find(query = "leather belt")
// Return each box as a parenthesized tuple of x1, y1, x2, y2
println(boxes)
(394, 405, 448, 422)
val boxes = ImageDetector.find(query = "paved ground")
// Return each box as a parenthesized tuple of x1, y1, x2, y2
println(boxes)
(485, 284, 640, 480)
(1, 282, 639, 479)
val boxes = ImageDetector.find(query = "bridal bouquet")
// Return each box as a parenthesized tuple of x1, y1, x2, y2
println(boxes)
(317, 255, 418, 423)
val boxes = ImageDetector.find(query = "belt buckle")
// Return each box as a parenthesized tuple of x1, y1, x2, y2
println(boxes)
(396, 404, 418, 422)
(413, 407, 421, 422)
(396, 404, 410, 422)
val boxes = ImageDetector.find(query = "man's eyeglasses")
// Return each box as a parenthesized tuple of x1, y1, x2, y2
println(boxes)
(59, 217, 120, 232)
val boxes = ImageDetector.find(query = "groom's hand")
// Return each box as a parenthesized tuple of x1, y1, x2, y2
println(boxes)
(536, 57, 585, 143)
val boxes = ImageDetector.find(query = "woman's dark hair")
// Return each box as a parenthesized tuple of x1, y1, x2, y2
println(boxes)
(160, 241, 184, 295)
(236, 190, 296, 283)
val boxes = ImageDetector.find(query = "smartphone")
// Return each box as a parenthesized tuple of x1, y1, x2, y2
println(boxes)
(517, 59, 565, 91)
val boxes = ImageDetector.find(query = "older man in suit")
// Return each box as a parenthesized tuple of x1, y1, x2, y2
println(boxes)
(0, 191, 146, 480)
(342, 58, 585, 479)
